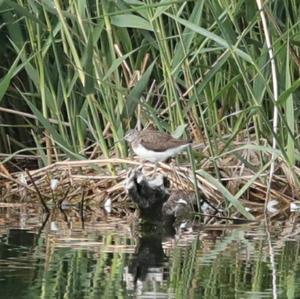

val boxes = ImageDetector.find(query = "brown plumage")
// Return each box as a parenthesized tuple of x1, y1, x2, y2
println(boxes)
(137, 129, 191, 152)
(124, 128, 192, 163)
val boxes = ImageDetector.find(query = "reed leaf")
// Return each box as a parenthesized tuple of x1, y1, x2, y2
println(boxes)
(196, 169, 255, 220)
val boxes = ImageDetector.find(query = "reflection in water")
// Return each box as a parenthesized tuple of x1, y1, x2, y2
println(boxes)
(126, 225, 170, 296)
(0, 206, 300, 298)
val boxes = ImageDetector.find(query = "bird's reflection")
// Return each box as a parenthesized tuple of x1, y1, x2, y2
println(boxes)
(124, 222, 175, 295)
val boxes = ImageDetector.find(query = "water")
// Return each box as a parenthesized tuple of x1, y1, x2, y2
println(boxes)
(0, 205, 300, 299)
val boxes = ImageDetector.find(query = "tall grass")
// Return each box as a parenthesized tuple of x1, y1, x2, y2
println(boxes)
(0, 1, 299, 177)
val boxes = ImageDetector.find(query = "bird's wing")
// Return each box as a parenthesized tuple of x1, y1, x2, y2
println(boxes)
(139, 130, 189, 152)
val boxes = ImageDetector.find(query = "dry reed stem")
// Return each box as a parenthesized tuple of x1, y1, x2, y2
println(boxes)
(256, 0, 279, 211)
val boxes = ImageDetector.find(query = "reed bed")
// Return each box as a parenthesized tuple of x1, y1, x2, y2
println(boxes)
(1, 138, 298, 220)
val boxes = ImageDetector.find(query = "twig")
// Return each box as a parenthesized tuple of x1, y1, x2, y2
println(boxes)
(265, 218, 278, 298)
(36, 213, 50, 238)
(196, 212, 256, 222)
(188, 145, 201, 210)
(59, 208, 70, 228)
(0, 153, 65, 160)
(25, 169, 50, 213)
(57, 184, 72, 208)
(0, 106, 71, 127)
(80, 189, 85, 229)
(0, 172, 51, 198)
(256, 0, 278, 212)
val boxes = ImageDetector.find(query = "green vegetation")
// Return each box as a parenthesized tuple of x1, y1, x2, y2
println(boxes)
(2, 2, 300, 294)
(0, 1, 299, 213)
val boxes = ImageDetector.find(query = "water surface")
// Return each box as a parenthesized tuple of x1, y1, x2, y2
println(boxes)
(0, 205, 299, 299)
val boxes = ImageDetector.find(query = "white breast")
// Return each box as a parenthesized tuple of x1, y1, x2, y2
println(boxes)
(132, 143, 189, 162)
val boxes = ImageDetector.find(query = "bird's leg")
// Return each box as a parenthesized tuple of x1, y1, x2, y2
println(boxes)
(137, 160, 144, 171)
(154, 162, 158, 174)
(138, 161, 149, 179)
(149, 162, 158, 179)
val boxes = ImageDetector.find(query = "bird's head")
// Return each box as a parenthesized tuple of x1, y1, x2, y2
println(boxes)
(124, 129, 139, 143)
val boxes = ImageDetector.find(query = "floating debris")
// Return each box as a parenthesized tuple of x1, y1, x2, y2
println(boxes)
(50, 179, 59, 191)
(290, 201, 300, 212)
(267, 200, 279, 213)
(50, 221, 59, 231)
(104, 198, 112, 213)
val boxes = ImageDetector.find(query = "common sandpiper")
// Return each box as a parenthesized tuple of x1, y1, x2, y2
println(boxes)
(124, 128, 192, 163)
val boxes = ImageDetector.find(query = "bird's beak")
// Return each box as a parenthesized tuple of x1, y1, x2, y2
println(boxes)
(114, 136, 125, 145)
